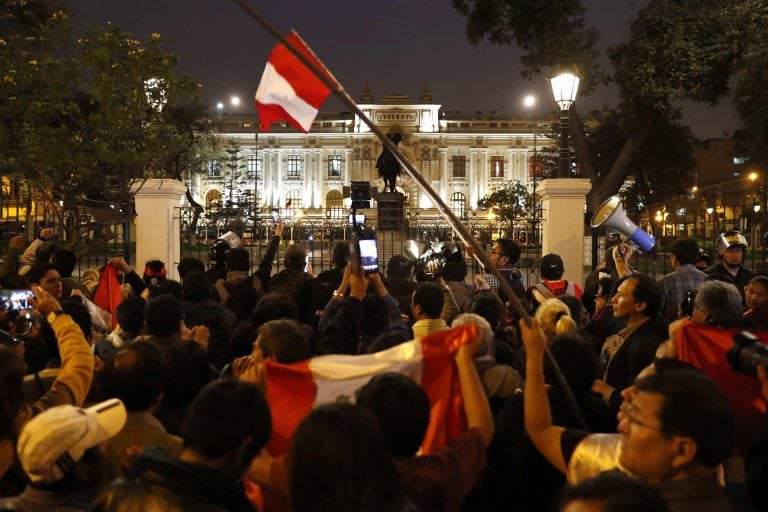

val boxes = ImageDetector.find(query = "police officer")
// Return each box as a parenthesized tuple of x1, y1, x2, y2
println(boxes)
(704, 230, 755, 301)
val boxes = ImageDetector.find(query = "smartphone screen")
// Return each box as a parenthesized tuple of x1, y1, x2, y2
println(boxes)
(270, 209, 279, 224)
(0, 289, 35, 310)
(348, 241, 361, 275)
(358, 239, 379, 274)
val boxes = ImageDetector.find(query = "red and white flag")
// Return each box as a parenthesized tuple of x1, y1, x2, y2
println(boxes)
(255, 33, 332, 133)
(263, 324, 477, 455)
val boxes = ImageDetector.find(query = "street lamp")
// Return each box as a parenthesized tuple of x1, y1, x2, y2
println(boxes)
(523, 94, 539, 245)
(230, 95, 241, 108)
(549, 65, 581, 179)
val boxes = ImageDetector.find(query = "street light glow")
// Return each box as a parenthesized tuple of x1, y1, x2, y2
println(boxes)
(523, 95, 536, 108)
(230, 95, 241, 107)
(216, 102, 224, 110)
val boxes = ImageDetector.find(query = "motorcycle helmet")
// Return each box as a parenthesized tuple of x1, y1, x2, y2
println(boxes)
(716, 230, 748, 256)
(209, 240, 230, 266)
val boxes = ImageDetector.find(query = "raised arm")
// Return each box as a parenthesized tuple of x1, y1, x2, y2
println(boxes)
(520, 317, 567, 473)
(456, 332, 494, 446)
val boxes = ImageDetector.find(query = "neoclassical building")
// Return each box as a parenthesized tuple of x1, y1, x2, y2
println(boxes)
(188, 87, 552, 221)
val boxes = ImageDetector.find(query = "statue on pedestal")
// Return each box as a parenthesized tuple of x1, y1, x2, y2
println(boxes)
(376, 132, 403, 194)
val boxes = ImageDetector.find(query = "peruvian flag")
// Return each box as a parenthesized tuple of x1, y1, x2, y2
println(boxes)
(255, 33, 332, 133)
(263, 324, 478, 455)
(677, 323, 768, 454)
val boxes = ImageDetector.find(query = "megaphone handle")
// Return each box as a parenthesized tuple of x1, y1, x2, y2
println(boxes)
(613, 244, 634, 278)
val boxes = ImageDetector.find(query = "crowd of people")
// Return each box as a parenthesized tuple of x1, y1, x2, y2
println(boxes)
(0, 223, 767, 511)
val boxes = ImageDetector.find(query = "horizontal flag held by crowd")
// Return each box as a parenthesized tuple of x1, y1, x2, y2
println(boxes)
(263, 323, 478, 455)
(255, 33, 332, 133)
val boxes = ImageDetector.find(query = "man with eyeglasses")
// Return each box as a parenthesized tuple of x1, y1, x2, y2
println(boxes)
(473, 238, 528, 312)
(657, 239, 707, 324)
(520, 319, 740, 511)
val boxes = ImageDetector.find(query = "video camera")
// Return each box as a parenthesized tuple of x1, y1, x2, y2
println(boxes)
(728, 331, 768, 376)
(404, 239, 461, 281)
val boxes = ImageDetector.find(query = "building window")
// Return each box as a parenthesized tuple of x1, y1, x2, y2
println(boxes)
(286, 190, 302, 211)
(451, 192, 466, 218)
(328, 155, 342, 179)
(207, 160, 221, 178)
(286, 155, 302, 179)
(490, 156, 504, 178)
(205, 189, 222, 207)
(452, 156, 466, 179)
(246, 155, 262, 180)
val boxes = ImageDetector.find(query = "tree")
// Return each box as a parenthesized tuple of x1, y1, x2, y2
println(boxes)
(0, 4, 213, 252)
(452, 0, 753, 212)
(476, 179, 531, 236)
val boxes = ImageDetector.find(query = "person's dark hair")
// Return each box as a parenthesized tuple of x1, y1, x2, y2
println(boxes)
(441, 245, 467, 282)
(361, 295, 390, 337)
(672, 239, 700, 265)
(693, 280, 743, 327)
(544, 334, 597, 394)
(635, 369, 734, 468)
(331, 242, 349, 268)
(540, 253, 565, 280)
(283, 245, 307, 272)
(177, 256, 205, 280)
(559, 295, 587, 327)
(148, 279, 184, 301)
(386, 255, 411, 278)
(494, 238, 521, 265)
(145, 295, 183, 338)
(557, 471, 669, 512)
(367, 329, 410, 354)
(626, 273, 663, 318)
(182, 270, 211, 303)
(115, 296, 146, 335)
(34, 242, 59, 266)
(258, 319, 310, 363)
(182, 380, 271, 463)
(51, 249, 77, 277)
(597, 276, 616, 299)
(164, 341, 213, 406)
(101, 343, 168, 412)
(470, 294, 503, 330)
(26, 263, 59, 285)
(93, 479, 185, 512)
(748, 275, 768, 291)
(0, 345, 25, 439)
(412, 282, 444, 318)
(289, 403, 406, 512)
(355, 373, 430, 457)
(250, 292, 298, 328)
(226, 247, 251, 272)
(230, 321, 258, 358)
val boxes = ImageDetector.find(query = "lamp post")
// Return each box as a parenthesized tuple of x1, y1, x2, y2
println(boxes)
(523, 94, 539, 245)
(549, 65, 580, 179)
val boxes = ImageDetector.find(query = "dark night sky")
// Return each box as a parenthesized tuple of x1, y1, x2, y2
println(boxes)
(67, 0, 739, 139)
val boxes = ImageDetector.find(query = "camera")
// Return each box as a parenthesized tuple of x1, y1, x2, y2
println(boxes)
(727, 331, 768, 376)
(405, 239, 460, 281)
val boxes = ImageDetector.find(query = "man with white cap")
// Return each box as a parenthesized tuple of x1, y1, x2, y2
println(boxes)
(0, 398, 127, 511)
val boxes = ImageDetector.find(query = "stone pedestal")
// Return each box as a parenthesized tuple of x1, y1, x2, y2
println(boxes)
(131, 179, 186, 282)
(376, 192, 405, 231)
(537, 179, 592, 285)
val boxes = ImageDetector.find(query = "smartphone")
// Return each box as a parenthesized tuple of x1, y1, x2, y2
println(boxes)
(348, 240, 361, 275)
(270, 209, 280, 224)
(358, 239, 379, 274)
(0, 289, 35, 311)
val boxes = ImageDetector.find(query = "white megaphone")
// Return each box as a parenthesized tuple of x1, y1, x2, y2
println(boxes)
(591, 196, 656, 253)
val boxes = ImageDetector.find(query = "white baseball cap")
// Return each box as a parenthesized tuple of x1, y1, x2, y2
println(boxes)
(17, 398, 127, 484)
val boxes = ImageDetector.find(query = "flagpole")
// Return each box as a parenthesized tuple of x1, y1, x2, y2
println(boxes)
(230, 0, 527, 321)
(230, 0, 589, 429)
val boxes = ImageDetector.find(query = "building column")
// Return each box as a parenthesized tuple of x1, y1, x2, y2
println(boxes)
(131, 179, 187, 282)
(439, 148, 448, 200)
(538, 178, 592, 286)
